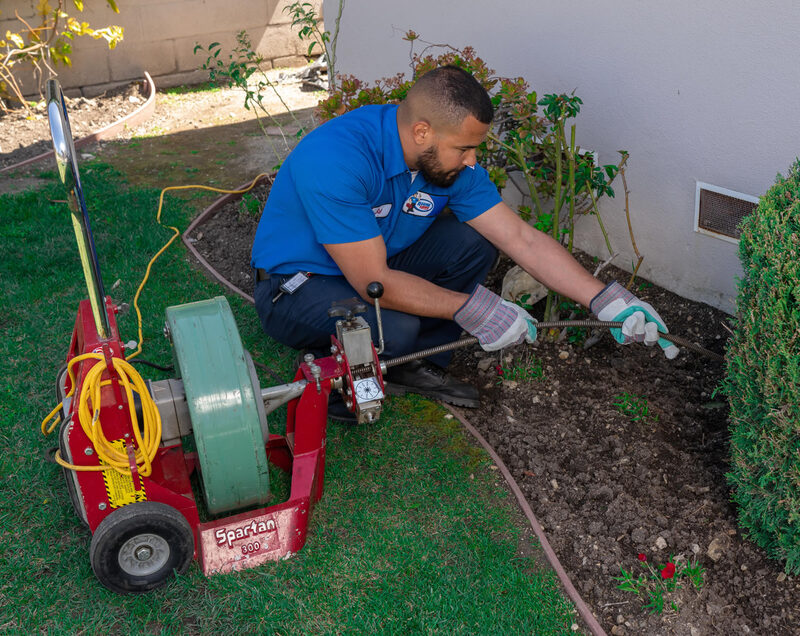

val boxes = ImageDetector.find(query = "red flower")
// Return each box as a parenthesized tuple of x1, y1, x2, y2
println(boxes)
(495, 365, 504, 376)
(660, 562, 676, 580)
(637, 553, 647, 562)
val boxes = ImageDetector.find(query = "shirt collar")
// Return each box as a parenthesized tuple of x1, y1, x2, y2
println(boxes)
(382, 105, 411, 179)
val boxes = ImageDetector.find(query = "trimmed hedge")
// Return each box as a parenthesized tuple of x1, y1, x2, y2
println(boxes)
(725, 160, 800, 574)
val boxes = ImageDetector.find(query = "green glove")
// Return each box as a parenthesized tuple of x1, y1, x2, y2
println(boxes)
(590, 281, 678, 359)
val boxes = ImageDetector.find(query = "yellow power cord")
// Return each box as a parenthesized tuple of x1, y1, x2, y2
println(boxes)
(41, 353, 161, 476)
(42, 173, 271, 475)
(126, 172, 272, 360)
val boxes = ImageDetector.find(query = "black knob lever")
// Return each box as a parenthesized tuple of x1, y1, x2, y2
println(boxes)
(367, 281, 385, 355)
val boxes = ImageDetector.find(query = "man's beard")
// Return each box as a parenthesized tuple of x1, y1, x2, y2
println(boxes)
(417, 145, 461, 188)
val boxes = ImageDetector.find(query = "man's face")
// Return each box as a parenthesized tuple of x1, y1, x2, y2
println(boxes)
(417, 115, 489, 188)
(417, 143, 460, 188)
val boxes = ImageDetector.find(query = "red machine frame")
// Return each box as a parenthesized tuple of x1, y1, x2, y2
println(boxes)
(61, 295, 351, 577)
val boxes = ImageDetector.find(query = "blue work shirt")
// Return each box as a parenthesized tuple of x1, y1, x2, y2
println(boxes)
(250, 104, 502, 275)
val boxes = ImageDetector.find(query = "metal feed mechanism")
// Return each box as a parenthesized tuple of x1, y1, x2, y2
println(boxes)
(42, 79, 389, 593)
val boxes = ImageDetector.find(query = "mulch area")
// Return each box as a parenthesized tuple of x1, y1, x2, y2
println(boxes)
(1, 81, 145, 170)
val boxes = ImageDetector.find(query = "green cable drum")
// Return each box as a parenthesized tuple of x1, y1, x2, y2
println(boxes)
(165, 296, 269, 514)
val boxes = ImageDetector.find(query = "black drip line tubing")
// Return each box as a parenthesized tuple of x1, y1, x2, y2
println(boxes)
(444, 403, 609, 636)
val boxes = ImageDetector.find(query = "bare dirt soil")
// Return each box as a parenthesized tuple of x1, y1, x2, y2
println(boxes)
(1, 69, 322, 194)
(5, 83, 799, 636)
(187, 184, 800, 636)
(0, 81, 145, 170)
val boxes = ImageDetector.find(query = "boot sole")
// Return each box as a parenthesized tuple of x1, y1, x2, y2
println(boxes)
(384, 382, 480, 409)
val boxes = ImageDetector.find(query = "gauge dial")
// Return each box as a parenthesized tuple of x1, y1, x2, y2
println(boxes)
(353, 377, 384, 403)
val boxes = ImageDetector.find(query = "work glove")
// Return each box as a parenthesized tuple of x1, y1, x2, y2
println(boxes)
(454, 284, 538, 352)
(590, 281, 679, 359)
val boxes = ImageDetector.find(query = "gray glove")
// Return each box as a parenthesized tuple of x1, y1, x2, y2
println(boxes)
(590, 281, 679, 359)
(455, 284, 538, 352)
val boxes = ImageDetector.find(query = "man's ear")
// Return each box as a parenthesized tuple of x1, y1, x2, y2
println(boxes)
(411, 120, 432, 145)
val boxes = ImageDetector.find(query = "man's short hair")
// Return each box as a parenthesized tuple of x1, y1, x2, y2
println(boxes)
(406, 65, 494, 128)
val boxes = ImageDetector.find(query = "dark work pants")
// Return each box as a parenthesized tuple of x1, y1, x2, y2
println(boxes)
(253, 212, 498, 367)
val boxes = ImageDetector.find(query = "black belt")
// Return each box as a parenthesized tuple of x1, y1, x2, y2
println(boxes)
(256, 268, 269, 281)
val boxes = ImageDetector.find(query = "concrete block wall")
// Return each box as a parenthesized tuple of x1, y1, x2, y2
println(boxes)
(2, 0, 323, 97)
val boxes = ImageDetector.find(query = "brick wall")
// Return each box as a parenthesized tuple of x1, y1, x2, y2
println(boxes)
(3, 0, 322, 97)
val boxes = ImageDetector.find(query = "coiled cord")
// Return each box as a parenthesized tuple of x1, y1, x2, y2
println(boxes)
(41, 353, 162, 477)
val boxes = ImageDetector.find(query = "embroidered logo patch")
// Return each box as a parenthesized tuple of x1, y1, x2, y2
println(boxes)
(372, 203, 392, 218)
(403, 191, 447, 217)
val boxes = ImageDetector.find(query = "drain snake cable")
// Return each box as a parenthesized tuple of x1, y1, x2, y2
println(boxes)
(384, 321, 724, 369)
(40, 174, 271, 475)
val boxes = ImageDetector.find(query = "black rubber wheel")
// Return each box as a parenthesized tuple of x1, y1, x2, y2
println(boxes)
(53, 365, 89, 525)
(90, 502, 194, 594)
(54, 363, 69, 425)
(57, 415, 89, 527)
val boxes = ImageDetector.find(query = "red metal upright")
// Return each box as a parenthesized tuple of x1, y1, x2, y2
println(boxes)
(60, 297, 200, 537)
(196, 356, 343, 575)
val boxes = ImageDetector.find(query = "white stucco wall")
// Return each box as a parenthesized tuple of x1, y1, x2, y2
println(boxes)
(325, 0, 800, 313)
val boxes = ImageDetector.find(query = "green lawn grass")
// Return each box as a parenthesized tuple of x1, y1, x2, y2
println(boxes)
(0, 163, 578, 634)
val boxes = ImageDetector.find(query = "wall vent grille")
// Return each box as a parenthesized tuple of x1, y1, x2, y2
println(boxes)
(694, 182, 759, 243)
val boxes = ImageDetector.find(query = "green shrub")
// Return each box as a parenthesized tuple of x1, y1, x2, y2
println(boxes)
(725, 159, 800, 574)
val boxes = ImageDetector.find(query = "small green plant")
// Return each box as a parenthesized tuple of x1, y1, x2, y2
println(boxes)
(615, 553, 705, 614)
(284, 0, 345, 92)
(494, 356, 545, 384)
(195, 2, 344, 168)
(555, 299, 590, 345)
(564, 325, 588, 346)
(0, 0, 123, 111)
(513, 292, 537, 312)
(195, 31, 308, 167)
(612, 392, 657, 423)
(239, 193, 263, 217)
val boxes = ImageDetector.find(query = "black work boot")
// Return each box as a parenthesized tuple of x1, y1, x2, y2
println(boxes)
(383, 360, 480, 408)
(327, 391, 357, 423)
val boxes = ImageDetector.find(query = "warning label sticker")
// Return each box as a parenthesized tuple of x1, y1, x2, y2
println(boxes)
(101, 439, 147, 508)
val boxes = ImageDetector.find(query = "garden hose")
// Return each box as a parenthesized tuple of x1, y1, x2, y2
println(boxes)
(384, 319, 724, 369)
(126, 173, 271, 361)
(41, 353, 161, 477)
